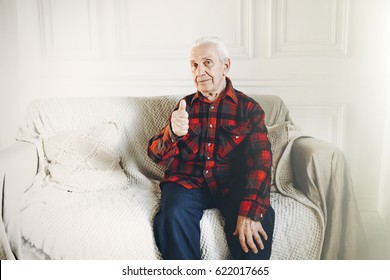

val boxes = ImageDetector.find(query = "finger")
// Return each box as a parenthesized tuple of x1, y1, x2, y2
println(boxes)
(178, 125, 189, 134)
(176, 130, 188, 136)
(172, 111, 188, 119)
(174, 126, 188, 136)
(178, 100, 186, 111)
(239, 233, 249, 253)
(171, 122, 188, 136)
(253, 232, 264, 250)
(177, 119, 189, 126)
(173, 122, 188, 130)
(171, 115, 188, 130)
(245, 233, 259, 254)
(173, 110, 189, 121)
(258, 224, 268, 241)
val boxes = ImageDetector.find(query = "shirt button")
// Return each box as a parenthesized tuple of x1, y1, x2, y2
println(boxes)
(208, 143, 212, 147)
(209, 124, 213, 128)
(235, 135, 240, 139)
(207, 156, 211, 160)
(205, 170, 209, 174)
(210, 105, 215, 110)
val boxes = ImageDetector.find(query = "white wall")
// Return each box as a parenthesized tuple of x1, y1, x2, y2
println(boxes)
(378, 92, 390, 253)
(1, 0, 389, 256)
(0, 0, 20, 149)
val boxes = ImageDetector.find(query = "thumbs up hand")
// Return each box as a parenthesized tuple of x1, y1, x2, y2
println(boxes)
(171, 100, 189, 137)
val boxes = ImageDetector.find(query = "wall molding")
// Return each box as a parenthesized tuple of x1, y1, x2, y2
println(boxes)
(269, 0, 350, 56)
(287, 105, 344, 147)
(38, 76, 374, 88)
(38, 0, 100, 59)
(115, 0, 254, 60)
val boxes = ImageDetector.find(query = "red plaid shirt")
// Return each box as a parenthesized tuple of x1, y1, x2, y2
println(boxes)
(148, 78, 272, 221)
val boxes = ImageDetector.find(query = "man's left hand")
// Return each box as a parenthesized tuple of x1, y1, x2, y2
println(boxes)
(233, 215, 268, 254)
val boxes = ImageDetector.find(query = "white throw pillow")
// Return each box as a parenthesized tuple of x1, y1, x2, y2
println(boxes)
(43, 122, 128, 192)
(267, 122, 289, 189)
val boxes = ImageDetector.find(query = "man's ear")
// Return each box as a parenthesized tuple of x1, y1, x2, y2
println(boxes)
(223, 58, 231, 75)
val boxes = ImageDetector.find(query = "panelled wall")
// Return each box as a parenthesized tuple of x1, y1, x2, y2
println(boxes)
(1, 0, 389, 254)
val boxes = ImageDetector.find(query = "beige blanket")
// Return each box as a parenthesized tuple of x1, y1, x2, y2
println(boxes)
(290, 137, 368, 259)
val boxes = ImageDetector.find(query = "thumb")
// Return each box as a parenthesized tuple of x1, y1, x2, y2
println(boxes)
(178, 100, 186, 111)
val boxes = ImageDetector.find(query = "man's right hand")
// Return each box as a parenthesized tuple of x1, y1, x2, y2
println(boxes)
(171, 100, 189, 137)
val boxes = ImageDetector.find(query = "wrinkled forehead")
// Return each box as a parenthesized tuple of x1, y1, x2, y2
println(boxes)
(189, 43, 218, 61)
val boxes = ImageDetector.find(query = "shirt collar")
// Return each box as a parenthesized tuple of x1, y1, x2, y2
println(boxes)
(190, 77, 238, 105)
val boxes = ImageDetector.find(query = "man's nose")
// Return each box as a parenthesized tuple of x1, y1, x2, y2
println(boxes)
(196, 63, 205, 76)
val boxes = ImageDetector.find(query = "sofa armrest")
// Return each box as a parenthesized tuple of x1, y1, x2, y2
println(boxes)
(0, 141, 38, 259)
(291, 137, 336, 212)
(0, 141, 38, 215)
(290, 137, 367, 259)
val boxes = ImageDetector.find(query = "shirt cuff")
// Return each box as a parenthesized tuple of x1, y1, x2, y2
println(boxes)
(238, 200, 267, 222)
(162, 124, 182, 145)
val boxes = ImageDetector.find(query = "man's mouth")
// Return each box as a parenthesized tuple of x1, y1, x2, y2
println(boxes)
(198, 79, 211, 84)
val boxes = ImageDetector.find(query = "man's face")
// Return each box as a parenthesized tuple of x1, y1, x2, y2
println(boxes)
(190, 43, 230, 99)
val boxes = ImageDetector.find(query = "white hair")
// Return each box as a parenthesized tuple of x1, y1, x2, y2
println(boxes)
(191, 37, 230, 62)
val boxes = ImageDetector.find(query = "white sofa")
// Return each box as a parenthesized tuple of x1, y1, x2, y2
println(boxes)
(0, 95, 366, 260)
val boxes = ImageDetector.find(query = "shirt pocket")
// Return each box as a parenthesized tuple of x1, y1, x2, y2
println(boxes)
(179, 120, 201, 161)
(218, 123, 250, 158)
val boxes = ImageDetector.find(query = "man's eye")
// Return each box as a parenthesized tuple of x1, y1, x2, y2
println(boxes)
(204, 60, 212, 66)
(191, 63, 198, 70)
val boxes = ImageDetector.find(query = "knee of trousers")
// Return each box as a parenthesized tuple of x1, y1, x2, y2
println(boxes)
(155, 203, 202, 229)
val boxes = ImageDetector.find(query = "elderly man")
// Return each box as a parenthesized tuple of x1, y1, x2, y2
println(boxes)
(147, 37, 274, 260)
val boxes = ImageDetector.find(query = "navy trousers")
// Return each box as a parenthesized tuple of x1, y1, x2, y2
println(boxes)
(153, 182, 275, 260)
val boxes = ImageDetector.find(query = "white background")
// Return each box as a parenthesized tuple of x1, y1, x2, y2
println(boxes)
(2, 260, 390, 279)
(0, 0, 389, 258)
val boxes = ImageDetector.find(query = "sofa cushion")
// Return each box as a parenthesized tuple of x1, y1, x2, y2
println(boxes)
(267, 121, 289, 189)
(43, 122, 128, 192)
